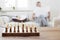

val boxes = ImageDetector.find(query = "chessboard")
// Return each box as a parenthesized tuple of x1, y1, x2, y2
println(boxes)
(2, 23, 40, 37)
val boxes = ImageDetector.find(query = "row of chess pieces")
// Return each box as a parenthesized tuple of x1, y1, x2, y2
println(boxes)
(4, 24, 39, 33)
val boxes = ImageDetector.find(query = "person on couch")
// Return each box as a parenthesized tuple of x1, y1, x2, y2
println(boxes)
(32, 1, 50, 26)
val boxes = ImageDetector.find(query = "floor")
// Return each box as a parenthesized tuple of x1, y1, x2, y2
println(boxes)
(0, 27, 60, 40)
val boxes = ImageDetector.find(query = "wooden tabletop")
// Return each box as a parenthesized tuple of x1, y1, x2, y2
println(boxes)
(1, 27, 60, 40)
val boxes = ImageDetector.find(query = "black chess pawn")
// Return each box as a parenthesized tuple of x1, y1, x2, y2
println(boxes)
(22, 24, 24, 27)
(22, 24, 24, 33)
(30, 27, 32, 33)
(5, 25, 9, 33)
(14, 26, 16, 32)
(17, 25, 19, 32)
(22, 26, 24, 33)
(34, 27, 37, 32)
(5, 27, 8, 33)
(26, 26, 28, 32)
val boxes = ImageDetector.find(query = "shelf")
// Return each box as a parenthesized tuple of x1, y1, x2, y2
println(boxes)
(0, 9, 33, 12)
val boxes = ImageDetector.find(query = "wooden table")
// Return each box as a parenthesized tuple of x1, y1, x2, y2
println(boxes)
(2, 27, 60, 40)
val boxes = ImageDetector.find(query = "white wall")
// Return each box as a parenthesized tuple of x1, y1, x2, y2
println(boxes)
(30, 0, 60, 18)
(46, 0, 60, 18)
(0, 0, 60, 18)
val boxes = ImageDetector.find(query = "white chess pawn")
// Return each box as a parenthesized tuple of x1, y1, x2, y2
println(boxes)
(28, 25, 30, 33)
(36, 27, 39, 33)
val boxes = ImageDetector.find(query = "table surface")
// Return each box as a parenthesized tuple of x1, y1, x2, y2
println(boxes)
(0, 27, 60, 40)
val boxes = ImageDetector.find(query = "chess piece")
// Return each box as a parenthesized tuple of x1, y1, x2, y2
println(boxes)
(14, 26, 16, 32)
(10, 27, 12, 33)
(26, 26, 28, 32)
(22, 24, 24, 27)
(30, 27, 32, 33)
(5, 24, 9, 33)
(17, 25, 19, 32)
(22, 24, 24, 33)
(5, 27, 8, 33)
(34, 27, 37, 32)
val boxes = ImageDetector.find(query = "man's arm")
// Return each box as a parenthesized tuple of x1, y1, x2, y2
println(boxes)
(32, 13, 36, 20)
(32, 13, 35, 19)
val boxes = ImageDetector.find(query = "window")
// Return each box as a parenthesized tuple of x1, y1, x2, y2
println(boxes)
(4, 0, 15, 7)
(4, 0, 28, 8)
(17, 0, 28, 8)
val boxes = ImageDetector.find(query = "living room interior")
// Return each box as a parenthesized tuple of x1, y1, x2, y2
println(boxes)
(0, 0, 60, 40)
